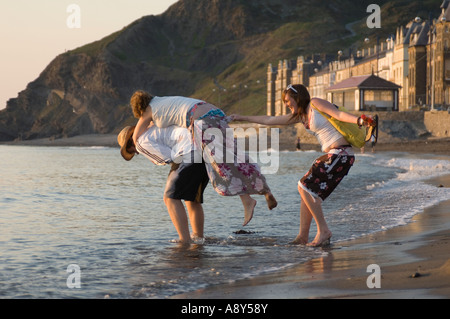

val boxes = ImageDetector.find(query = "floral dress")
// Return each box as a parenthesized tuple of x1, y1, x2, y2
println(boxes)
(192, 111, 271, 196)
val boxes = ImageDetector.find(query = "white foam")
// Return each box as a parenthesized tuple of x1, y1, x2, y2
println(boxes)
(333, 154, 450, 240)
(372, 157, 449, 227)
(366, 181, 386, 190)
(384, 157, 450, 181)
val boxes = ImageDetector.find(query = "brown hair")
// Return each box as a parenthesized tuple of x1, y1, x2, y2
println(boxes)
(130, 90, 154, 118)
(282, 84, 311, 123)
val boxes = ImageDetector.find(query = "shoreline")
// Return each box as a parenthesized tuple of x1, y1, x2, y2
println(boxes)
(172, 175, 450, 299)
(1, 134, 449, 155)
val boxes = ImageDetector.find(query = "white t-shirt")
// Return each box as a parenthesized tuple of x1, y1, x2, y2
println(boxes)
(150, 96, 204, 128)
(136, 125, 197, 165)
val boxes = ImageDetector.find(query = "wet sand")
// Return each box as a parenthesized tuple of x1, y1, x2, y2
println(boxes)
(172, 175, 450, 299)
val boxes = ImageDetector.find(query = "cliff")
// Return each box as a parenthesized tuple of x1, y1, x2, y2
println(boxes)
(0, 0, 441, 141)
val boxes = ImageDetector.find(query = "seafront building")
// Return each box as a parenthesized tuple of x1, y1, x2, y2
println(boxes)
(267, 0, 450, 115)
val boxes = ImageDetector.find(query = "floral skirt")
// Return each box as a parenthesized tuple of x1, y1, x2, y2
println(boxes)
(299, 146, 355, 201)
(192, 112, 271, 196)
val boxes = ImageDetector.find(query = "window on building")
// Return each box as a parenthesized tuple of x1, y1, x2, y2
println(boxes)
(334, 92, 344, 105)
(364, 90, 394, 109)
(381, 91, 393, 101)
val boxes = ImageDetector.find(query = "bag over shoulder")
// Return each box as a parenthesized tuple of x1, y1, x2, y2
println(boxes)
(311, 102, 367, 148)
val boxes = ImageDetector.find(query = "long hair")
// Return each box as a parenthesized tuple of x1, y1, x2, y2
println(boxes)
(282, 84, 311, 123)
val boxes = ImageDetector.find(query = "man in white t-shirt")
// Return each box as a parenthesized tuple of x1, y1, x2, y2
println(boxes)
(118, 124, 209, 245)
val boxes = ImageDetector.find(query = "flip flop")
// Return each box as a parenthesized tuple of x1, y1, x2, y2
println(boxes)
(364, 114, 378, 145)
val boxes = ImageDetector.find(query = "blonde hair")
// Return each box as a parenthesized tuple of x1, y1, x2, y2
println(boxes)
(130, 90, 153, 118)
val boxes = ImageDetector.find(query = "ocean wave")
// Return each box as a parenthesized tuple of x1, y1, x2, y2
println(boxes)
(385, 157, 450, 181)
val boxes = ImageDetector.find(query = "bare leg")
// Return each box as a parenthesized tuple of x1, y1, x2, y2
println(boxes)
(185, 201, 204, 239)
(240, 194, 257, 226)
(298, 187, 332, 247)
(292, 186, 313, 244)
(163, 197, 191, 243)
(264, 192, 278, 210)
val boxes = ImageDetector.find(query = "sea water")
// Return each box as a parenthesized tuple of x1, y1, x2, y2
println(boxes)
(0, 145, 449, 298)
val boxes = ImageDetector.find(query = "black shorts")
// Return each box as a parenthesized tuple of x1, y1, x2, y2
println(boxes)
(164, 161, 209, 203)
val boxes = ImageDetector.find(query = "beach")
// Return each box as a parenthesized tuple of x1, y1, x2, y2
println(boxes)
(2, 134, 449, 299)
(173, 175, 450, 299)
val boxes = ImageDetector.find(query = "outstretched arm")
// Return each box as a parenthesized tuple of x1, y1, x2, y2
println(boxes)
(230, 113, 296, 125)
(311, 98, 359, 124)
(311, 98, 374, 126)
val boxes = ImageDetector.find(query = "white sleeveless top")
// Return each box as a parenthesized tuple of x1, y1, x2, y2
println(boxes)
(305, 106, 343, 152)
(150, 96, 204, 128)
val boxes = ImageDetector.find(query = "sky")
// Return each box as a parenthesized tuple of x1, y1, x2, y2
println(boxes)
(0, 0, 178, 110)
